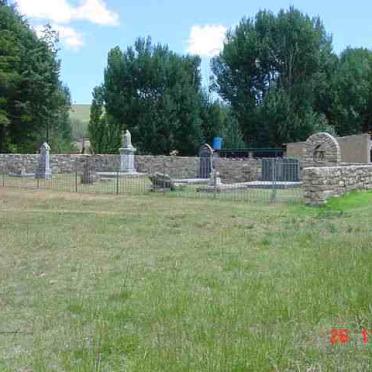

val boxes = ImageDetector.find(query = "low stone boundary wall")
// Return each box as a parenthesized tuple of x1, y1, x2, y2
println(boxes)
(303, 165, 372, 205)
(0, 154, 262, 183)
(214, 158, 261, 183)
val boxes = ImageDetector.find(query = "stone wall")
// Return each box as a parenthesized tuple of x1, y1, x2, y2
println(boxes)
(0, 154, 262, 183)
(337, 133, 372, 164)
(303, 164, 372, 205)
(286, 142, 305, 160)
(214, 158, 261, 183)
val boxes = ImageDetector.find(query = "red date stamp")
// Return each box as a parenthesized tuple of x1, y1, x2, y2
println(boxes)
(330, 328, 371, 347)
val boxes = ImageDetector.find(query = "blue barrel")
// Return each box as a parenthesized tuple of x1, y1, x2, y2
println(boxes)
(212, 137, 223, 150)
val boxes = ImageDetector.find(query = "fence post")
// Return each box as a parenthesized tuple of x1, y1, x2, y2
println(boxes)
(2, 168, 4, 187)
(116, 170, 119, 195)
(75, 163, 78, 192)
(213, 170, 217, 199)
(271, 158, 277, 202)
(162, 163, 166, 193)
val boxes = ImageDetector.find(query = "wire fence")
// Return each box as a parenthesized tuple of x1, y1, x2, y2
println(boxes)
(0, 157, 303, 204)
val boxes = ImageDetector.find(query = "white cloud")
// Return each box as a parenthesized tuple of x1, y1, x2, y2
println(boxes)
(187, 25, 227, 57)
(16, 0, 119, 26)
(76, 0, 119, 26)
(53, 25, 84, 50)
(34, 24, 84, 51)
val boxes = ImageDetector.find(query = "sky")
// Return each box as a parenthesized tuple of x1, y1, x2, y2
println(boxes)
(13, 0, 372, 104)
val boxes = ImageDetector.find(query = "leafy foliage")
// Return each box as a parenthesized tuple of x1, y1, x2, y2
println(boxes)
(331, 48, 372, 135)
(0, 4, 73, 153)
(91, 7, 372, 154)
(211, 7, 337, 146)
(90, 38, 205, 155)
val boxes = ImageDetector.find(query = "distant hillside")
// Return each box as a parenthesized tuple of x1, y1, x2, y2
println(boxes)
(70, 104, 90, 140)
(70, 104, 90, 123)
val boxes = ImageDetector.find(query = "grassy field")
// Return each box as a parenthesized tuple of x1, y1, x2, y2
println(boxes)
(0, 188, 372, 371)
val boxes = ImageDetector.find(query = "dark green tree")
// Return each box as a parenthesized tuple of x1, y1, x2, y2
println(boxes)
(0, 4, 73, 152)
(92, 37, 203, 155)
(331, 48, 372, 135)
(199, 92, 225, 144)
(88, 85, 121, 154)
(211, 7, 336, 146)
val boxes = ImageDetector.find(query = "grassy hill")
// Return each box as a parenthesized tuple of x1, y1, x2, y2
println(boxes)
(69, 104, 90, 140)
(70, 104, 90, 122)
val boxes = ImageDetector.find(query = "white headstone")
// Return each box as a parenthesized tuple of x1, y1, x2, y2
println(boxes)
(35, 142, 52, 179)
(120, 130, 137, 173)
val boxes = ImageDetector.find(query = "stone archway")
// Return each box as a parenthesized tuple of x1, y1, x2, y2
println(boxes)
(304, 132, 341, 167)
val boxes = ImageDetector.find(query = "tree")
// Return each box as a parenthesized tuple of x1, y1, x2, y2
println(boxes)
(91, 37, 204, 155)
(331, 48, 372, 135)
(88, 85, 121, 154)
(0, 4, 73, 152)
(221, 112, 246, 149)
(211, 7, 336, 146)
(199, 92, 225, 144)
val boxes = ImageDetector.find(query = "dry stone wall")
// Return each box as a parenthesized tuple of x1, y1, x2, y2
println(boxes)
(303, 165, 372, 205)
(0, 154, 262, 183)
(214, 158, 261, 183)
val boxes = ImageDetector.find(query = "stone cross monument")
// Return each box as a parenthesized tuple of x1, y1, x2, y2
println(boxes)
(119, 130, 137, 173)
(35, 142, 52, 179)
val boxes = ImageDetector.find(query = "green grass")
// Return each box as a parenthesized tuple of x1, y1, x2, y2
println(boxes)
(0, 188, 371, 371)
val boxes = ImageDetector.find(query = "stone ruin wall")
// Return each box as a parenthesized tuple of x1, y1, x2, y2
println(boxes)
(0, 154, 262, 183)
(303, 164, 372, 205)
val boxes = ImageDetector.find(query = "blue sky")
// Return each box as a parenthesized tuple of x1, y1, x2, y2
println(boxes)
(14, 0, 372, 103)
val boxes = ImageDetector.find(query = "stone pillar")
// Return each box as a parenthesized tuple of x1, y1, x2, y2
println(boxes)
(35, 142, 52, 179)
(120, 130, 137, 173)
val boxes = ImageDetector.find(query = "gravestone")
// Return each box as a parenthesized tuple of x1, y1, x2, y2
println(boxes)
(120, 130, 136, 173)
(35, 142, 52, 179)
(199, 144, 214, 178)
(304, 132, 341, 167)
(81, 159, 99, 184)
(149, 172, 176, 191)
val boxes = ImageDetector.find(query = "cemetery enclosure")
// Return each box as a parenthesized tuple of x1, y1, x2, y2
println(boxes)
(0, 153, 262, 183)
(1, 188, 372, 370)
(3, 131, 372, 205)
(0, 155, 303, 203)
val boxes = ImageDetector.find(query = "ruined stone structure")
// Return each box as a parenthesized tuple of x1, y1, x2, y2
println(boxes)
(303, 132, 341, 167)
(286, 133, 372, 164)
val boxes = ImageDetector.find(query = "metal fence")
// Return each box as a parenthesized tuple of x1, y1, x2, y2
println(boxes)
(217, 148, 285, 158)
(0, 157, 303, 203)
